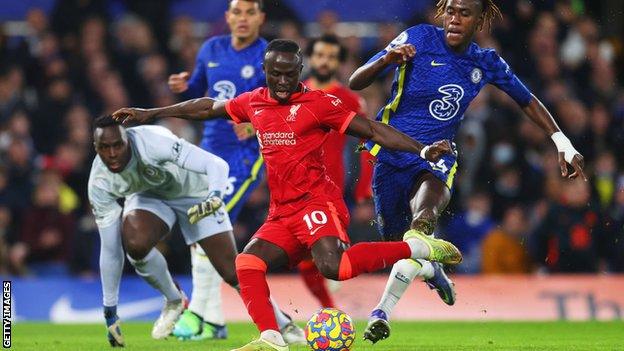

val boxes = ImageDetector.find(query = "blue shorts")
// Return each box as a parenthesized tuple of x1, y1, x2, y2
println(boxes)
(200, 140, 264, 223)
(372, 154, 457, 241)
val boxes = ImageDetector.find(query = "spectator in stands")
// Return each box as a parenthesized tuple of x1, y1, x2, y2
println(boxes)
(531, 179, 606, 273)
(10, 169, 75, 276)
(482, 206, 532, 274)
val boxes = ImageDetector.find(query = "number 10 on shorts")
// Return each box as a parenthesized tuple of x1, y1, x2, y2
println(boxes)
(303, 210, 328, 235)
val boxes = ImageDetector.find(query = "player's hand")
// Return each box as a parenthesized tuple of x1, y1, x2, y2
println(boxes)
(382, 44, 416, 65)
(168, 72, 190, 93)
(112, 107, 154, 125)
(422, 140, 453, 162)
(229, 121, 256, 141)
(559, 152, 587, 181)
(187, 191, 224, 225)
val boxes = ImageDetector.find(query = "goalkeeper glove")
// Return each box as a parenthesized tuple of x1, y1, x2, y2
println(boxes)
(188, 191, 224, 225)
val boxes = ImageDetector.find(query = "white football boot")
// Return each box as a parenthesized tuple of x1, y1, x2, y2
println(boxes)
(151, 290, 188, 339)
(280, 322, 306, 345)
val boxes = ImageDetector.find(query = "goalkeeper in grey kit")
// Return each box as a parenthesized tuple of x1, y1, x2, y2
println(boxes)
(88, 115, 297, 346)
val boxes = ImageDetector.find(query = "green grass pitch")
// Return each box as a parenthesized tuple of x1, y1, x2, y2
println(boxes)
(13, 321, 623, 350)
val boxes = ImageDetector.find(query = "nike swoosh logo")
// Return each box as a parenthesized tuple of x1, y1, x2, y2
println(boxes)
(310, 226, 324, 236)
(50, 295, 164, 322)
(207, 62, 220, 68)
(431, 60, 446, 67)
(254, 109, 263, 115)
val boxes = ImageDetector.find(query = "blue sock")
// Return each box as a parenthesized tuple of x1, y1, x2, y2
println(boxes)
(104, 306, 118, 326)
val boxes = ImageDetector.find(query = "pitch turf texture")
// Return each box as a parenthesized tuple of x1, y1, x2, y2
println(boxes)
(14, 321, 623, 350)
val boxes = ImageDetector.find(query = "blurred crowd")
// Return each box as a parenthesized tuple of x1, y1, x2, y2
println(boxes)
(0, 0, 622, 277)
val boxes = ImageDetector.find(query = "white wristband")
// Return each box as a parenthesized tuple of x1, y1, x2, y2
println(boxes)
(550, 131, 578, 163)
(420, 145, 430, 160)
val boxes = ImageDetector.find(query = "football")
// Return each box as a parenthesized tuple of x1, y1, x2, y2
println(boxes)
(305, 308, 355, 351)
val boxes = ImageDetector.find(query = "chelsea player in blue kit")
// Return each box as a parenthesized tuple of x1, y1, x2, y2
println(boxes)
(167, 0, 304, 343)
(349, 0, 586, 343)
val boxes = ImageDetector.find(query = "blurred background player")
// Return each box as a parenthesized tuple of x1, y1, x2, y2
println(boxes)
(166, 0, 302, 342)
(299, 34, 373, 308)
(113, 39, 462, 351)
(349, 0, 587, 343)
(88, 116, 233, 345)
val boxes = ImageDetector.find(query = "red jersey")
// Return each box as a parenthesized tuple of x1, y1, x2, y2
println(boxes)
(225, 84, 356, 220)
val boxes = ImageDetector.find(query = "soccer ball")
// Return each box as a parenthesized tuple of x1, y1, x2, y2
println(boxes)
(305, 308, 355, 351)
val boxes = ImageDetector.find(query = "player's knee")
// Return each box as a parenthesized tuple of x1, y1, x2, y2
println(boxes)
(315, 256, 341, 280)
(215, 262, 239, 286)
(222, 271, 239, 287)
(124, 239, 151, 260)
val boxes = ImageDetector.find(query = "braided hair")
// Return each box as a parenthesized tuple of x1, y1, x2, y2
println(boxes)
(435, 0, 503, 31)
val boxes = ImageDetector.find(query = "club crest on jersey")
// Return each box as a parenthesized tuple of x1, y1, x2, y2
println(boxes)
(287, 104, 301, 122)
(429, 84, 464, 121)
(387, 31, 408, 50)
(141, 165, 166, 184)
(241, 65, 255, 79)
(471, 68, 483, 83)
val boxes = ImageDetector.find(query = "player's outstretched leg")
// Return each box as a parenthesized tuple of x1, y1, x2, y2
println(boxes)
(104, 306, 125, 347)
(122, 210, 186, 339)
(310, 234, 460, 283)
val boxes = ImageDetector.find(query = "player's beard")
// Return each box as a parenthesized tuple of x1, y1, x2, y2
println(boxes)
(309, 67, 335, 84)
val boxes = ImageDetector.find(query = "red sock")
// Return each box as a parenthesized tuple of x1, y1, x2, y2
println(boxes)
(235, 254, 279, 332)
(338, 242, 411, 281)
(298, 260, 336, 308)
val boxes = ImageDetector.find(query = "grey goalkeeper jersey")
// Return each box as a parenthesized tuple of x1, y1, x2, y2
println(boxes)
(88, 125, 229, 228)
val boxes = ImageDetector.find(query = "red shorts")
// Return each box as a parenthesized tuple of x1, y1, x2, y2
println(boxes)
(253, 200, 350, 266)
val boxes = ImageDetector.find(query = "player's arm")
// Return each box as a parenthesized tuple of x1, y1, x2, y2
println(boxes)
(147, 130, 230, 223)
(521, 96, 586, 180)
(489, 51, 586, 180)
(344, 116, 452, 162)
(349, 44, 415, 91)
(88, 184, 125, 310)
(112, 98, 229, 125)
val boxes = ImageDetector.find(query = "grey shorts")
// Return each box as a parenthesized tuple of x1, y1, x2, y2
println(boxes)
(123, 194, 233, 245)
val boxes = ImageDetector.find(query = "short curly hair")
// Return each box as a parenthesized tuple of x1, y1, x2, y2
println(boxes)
(93, 115, 120, 129)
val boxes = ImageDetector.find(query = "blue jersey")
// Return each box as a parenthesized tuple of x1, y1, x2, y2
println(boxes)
(185, 35, 267, 156)
(365, 24, 532, 168)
